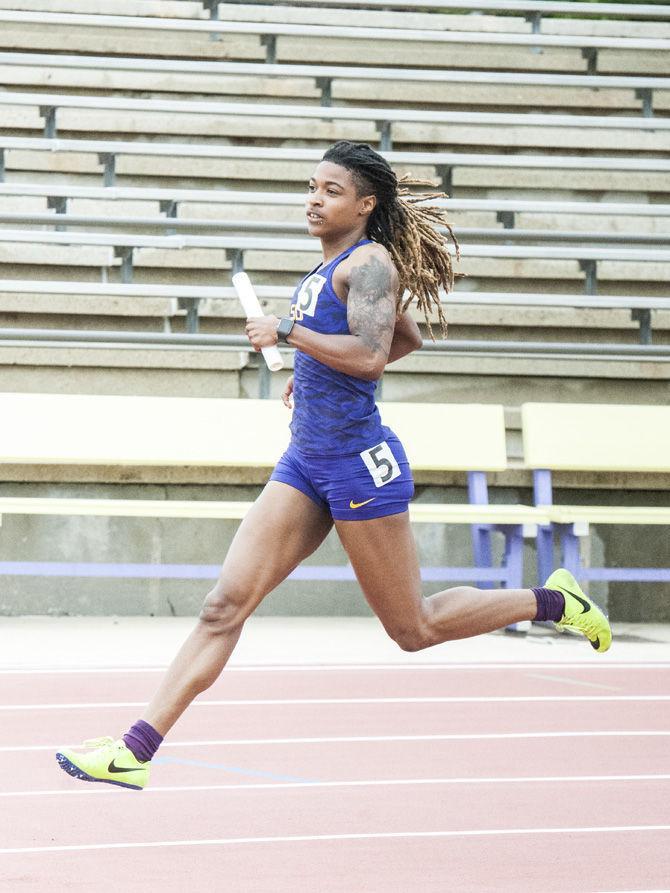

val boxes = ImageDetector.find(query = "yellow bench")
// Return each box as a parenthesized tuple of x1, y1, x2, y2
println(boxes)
(522, 402, 670, 585)
(0, 393, 549, 591)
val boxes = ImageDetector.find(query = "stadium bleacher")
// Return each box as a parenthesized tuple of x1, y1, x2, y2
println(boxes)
(2, 52, 669, 115)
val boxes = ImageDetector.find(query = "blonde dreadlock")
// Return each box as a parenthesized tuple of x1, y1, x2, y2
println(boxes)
(322, 141, 460, 339)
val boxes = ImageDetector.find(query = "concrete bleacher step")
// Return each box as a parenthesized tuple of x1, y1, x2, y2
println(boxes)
(218, 2, 670, 39)
(0, 24, 263, 62)
(3, 0, 669, 39)
(219, 4, 534, 34)
(0, 61, 322, 104)
(221, 1, 659, 42)
(4, 138, 669, 201)
(7, 151, 661, 197)
(5, 53, 667, 116)
(0, 0, 205, 16)
(1, 9, 668, 75)
(5, 90, 670, 154)
(3, 206, 668, 238)
(2, 185, 669, 236)
(2, 304, 667, 353)
(1, 244, 668, 294)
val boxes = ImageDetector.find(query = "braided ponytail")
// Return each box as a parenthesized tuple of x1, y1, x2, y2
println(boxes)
(322, 140, 459, 339)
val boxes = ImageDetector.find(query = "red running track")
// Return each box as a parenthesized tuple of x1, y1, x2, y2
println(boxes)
(1, 663, 669, 892)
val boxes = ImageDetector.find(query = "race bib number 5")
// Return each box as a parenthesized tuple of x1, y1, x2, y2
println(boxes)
(360, 441, 401, 488)
(291, 272, 326, 320)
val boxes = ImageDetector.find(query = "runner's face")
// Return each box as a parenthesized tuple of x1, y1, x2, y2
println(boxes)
(306, 161, 376, 239)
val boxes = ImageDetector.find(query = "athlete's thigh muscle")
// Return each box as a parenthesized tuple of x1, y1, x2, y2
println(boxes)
(210, 481, 333, 617)
(334, 512, 424, 633)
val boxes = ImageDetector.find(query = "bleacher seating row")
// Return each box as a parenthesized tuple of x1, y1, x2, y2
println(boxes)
(240, 0, 670, 22)
(2, 281, 668, 344)
(1, 11, 669, 101)
(4, 0, 670, 25)
(4, 138, 669, 197)
(4, 211, 667, 245)
(5, 90, 670, 154)
(0, 0, 668, 399)
(2, 7, 669, 56)
(2, 52, 668, 115)
(1, 228, 667, 269)
(2, 183, 668, 226)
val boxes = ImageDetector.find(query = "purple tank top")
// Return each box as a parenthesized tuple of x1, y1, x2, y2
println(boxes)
(289, 239, 385, 456)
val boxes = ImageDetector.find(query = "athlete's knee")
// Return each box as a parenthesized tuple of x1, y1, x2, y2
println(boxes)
(387, 616, 435, 652)
(199, 582, 255, 634)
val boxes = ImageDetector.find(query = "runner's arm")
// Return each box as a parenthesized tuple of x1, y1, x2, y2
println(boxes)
(387, 311, 423, 364)
(247, 248, 397, 381)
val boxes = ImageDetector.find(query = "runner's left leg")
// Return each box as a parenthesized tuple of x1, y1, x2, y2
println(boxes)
(335, 511, 536, 651)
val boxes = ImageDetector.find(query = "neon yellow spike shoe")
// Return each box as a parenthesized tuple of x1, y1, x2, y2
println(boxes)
(545, 568, 612, 653)
(56, 737, 149, 790)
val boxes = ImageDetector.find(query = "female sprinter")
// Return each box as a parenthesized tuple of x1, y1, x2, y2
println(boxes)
(57, 141, 611, 790)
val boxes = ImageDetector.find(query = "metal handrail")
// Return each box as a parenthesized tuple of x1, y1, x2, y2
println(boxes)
(1, 228, 668, 261)
(6, 90, 670, 131)
(2, 137, 668, 174)
(0, 184, 668, 219)
(2, 328, 668, 358)
(1, 212, 667, 245)
(1, 51, 668, 89)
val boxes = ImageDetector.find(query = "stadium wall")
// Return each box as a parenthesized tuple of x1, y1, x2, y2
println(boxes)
(1, 478, 669, 623)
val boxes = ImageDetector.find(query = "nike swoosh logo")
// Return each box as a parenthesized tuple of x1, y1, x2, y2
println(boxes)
(564, 587, 591, 614)
(349, 498, 376, 509)
(108, 759, 143, 774)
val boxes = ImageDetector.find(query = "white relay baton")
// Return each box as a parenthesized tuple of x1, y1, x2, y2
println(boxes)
(232, 271, 284, 372)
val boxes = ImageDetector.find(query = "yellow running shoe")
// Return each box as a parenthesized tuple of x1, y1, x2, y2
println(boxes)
(56, 736, 149, 790)
(545, 568, 612, 653)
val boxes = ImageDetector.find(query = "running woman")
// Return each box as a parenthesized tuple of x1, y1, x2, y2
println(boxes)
(57, 141, 611, 790)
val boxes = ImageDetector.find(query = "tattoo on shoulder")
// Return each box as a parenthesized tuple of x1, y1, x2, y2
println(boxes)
(347, 254, 397, 355)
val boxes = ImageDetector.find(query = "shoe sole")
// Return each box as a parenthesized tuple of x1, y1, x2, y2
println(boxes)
(56, 752, 144, 791)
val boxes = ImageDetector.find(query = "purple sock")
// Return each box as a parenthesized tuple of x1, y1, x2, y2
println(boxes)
(532, 588, 565, 622)
(123, 719, 163, 763)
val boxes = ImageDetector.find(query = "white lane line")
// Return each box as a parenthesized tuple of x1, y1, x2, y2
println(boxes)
(2, 824, 670, 855)
(2, 695, 670, 710)
(525, 673, 621, 691)
(3, 773, 670, 799)
(1, 662, 669, 674)
(3, 729, 670, 754)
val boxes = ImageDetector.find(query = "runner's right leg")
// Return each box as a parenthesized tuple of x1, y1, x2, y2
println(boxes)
(56, 483, 332, 788)
(143, 481, 333, 736)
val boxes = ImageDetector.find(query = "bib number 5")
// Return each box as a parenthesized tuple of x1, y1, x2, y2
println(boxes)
(293, 273, 326, 319)
(360, 441, 401, 488)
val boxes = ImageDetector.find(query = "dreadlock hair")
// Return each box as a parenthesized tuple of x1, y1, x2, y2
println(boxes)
(322, 140, 460, 339)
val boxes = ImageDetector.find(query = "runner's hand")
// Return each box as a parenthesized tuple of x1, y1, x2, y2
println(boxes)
(245, 315, 280, 350)
(282, 375, 294, 409)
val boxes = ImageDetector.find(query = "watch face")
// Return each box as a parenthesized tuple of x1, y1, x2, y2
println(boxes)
(278, 317, 294, 342)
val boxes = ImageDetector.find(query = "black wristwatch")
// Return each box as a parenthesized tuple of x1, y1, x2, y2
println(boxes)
(276, 316, 295, 343)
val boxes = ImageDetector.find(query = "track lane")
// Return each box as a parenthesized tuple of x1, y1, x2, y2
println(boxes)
(1, 777, 669, 849)
(4, 829, 669, 893)
(0, 732, 667, 793)
(3, 665, 669, 705)
(2, 698, 668, 749)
